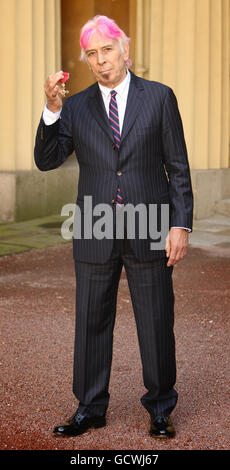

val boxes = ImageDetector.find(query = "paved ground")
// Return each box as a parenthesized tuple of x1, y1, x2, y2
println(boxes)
(0, 214, 230, 451)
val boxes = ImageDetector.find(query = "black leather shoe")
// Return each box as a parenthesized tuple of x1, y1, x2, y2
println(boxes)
(150, 415, 175, 438)
(53, 411, 106, 437)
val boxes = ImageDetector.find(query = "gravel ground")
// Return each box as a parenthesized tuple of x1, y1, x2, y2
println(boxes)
(0, 243, 229, 451)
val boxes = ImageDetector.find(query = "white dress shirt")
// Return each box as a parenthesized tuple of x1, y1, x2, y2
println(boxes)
(98, 69, 130, 133)
(43, 105, 62, 125)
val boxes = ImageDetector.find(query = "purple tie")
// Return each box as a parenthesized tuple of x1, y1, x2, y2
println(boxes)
(109, 90, 123, 207)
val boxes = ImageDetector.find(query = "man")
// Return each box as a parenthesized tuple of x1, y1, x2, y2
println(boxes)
(34, 15, 193, 438)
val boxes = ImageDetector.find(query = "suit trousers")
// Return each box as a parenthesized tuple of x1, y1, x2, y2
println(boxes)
(73, 233, 178, 418)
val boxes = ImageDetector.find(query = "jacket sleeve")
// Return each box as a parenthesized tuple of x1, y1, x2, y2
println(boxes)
(34, 98, 74, 171)
(162, 87, 193, 231)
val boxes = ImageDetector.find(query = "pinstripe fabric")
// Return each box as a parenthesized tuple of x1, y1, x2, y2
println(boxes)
(34, 71, 193, 419)
(73, 246, 122, 416)
(34, 71, 193, 264)
(73, 235, 177, 418)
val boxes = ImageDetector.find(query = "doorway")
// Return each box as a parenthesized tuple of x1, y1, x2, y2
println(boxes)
(61, 0, 136, 95)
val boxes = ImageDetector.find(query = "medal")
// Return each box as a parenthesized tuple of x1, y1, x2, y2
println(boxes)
(60, 72, 70, 97)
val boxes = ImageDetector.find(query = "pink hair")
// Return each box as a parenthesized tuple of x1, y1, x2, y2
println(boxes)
(79, 15, 132, 68)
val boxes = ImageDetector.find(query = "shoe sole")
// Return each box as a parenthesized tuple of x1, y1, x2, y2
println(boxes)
(149, 431, 176, 439)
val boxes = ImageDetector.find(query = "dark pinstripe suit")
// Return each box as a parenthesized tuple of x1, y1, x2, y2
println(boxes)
(34, 71, 193, 418)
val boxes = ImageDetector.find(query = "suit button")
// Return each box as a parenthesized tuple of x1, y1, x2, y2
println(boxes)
(111, 199, 115, 204)
(117, 170, 122, 176)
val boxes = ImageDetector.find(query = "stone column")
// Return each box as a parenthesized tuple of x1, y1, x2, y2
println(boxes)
(0, 0, 61, 172)
(0, 0, 61, 221)
(135, 0, 229, 171)
(135, 0, 230, 218)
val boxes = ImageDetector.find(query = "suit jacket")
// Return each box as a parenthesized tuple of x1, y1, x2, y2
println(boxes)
(34, 71, 193, 263)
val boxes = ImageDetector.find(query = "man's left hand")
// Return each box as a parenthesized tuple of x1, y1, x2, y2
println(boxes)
(165, 228, 189, 267)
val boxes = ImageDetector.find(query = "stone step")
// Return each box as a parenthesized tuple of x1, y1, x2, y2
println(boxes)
(214, 199, 230, 217)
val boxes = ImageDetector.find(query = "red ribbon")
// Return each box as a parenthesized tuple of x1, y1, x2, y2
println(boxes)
(60, 72, 69, 83)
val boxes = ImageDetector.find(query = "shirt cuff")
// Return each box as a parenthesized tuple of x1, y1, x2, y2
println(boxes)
(42, 104, 62, 125)
(171, 226, 191, 232)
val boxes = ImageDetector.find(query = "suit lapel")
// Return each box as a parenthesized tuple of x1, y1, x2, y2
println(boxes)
(88, 83, 114, 144)
(120, 72, 144, 144)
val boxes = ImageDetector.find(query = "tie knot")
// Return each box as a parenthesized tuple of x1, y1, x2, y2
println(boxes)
(110, 90, 117, 98)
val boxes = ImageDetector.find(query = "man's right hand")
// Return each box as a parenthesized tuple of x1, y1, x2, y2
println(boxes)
(44, 71, 65, 113)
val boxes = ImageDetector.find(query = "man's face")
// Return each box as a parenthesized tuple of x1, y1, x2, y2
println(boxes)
(85, 33, 129, 88)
